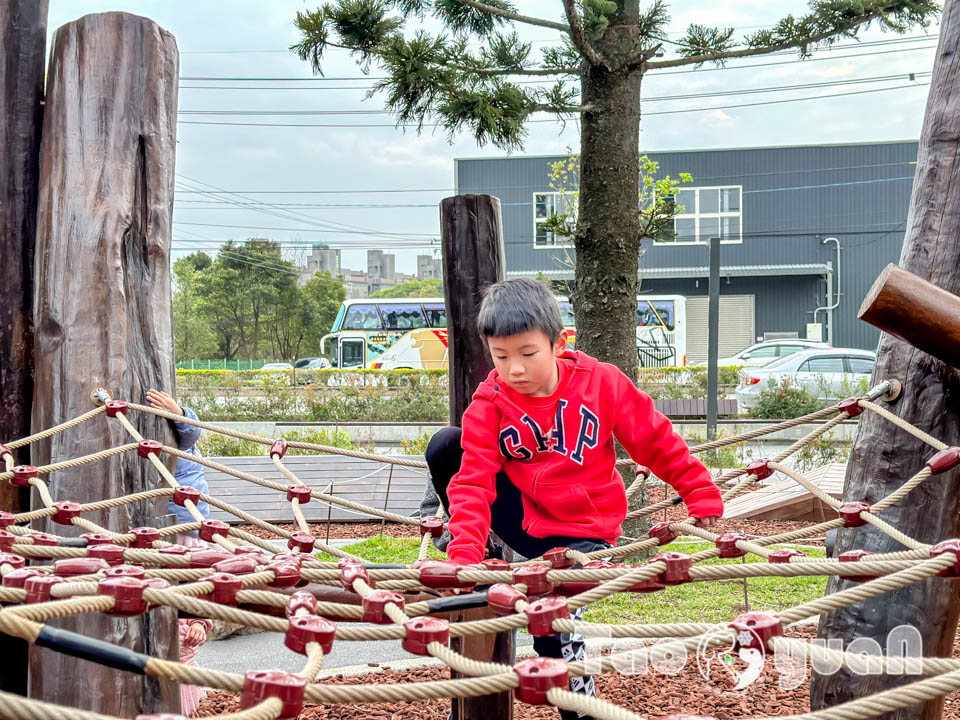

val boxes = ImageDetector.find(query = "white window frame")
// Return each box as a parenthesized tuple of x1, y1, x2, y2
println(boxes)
(533, 191, 576, 249)
(662, 185, 743, 246)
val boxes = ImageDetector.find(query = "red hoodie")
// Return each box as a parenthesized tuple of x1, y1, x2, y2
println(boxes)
(445, 350, 723, 565)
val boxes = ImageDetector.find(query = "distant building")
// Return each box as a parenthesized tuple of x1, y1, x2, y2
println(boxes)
(297, 244, 341, 287)
(417, 254, 442, 281)
(343, 269, 369, 299)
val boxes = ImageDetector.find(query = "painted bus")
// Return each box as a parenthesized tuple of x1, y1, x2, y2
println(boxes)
(321, 295, 686, 370)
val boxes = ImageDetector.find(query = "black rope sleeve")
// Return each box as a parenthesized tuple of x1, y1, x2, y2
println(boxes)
(35, 626, 149, 675)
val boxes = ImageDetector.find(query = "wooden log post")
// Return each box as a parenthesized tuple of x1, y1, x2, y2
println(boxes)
(859, 263, 960, 369)
(810, 5, 960, 719)
(0, 0, 48, 696)
(440, 194, 513, 720)
(30, 12, 180, 714)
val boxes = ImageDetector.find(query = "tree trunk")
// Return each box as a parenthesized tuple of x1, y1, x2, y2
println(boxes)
(30, 11, 180, 714)
(810, 5, 960, 719)
(0, 0, 48, 696)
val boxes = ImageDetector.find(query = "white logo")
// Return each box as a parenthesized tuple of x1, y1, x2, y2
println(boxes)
(696, 626, 765, 691)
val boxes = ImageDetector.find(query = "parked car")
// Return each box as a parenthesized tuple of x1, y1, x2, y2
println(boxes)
(260, 362, 293, 371)
(294, 357, 331, 370)
(717, 339, 832, 368)
(735, 348, 876, 412)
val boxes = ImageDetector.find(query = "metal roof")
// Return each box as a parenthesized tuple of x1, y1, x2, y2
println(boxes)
(506, 263, 831, 280)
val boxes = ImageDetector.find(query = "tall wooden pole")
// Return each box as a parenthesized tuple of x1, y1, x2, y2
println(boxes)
(0, 0, 48, 696)
(811, 4, 960, 718)
(440, 194, 513, 720)
(30, 12, 180, 714)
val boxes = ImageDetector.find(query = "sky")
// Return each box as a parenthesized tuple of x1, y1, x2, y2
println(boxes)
(46, 1, 940, 275)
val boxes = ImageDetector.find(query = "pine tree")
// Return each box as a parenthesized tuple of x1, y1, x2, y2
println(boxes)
(292, 0, 938, 378)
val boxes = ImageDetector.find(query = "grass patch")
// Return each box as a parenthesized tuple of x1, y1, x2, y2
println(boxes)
(315, 536, 827, 626)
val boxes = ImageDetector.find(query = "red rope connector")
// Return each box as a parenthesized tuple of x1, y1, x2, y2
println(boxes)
(173, 486, 201, 506)
(513, 657, 568, 705)
(635, 465, 651, 479)
(213, 554, 265, 576)
(0, 443, 12, 461)
(716, 532, 749, 558)
(839, 502, 870, 528)
(415, 559, 475, 590)
(130, 526, 161, 548)
(98, 577, 148, 616)
(768, 548, 805, 564)
(82, 532, 113, 545)
(419, 516, 443, 537)
(29, 532, 58, 557)
(0, 530, 14, 552)
(627, 565, 667, 593)
(837, 397, 864, 417)
(287, 531, 315, 554)
(339, 562, 372, 591)
(838, 549, 879, 581)
(285, 591, 318, 619)
(206, 572, 243, 605)
(486, 583, 527, 615)
(648, 521, 679, 546)
(525, 596, 570, 636)
(269, 438, 289, 459)
(745, 458, 773, 481)
(137, 439, 163, 458)
(52, 501, 82, 525)
(556, 559, 614, 595)
(926, 447, 960, 475)
(480, 558, 510, 571)
(543, 547, 575, 569)
(266, 561, 301, 588)
(88, 544, 126, 565)
(513, 564, 553, 597)
(650, 552, 693, 584)
(2, 567, 40, 588)
(0, 553, 25, 571)
(0, 511, 14, 528)
(361, 589, 405, 624)
(240, 670, 306, 719)
(11, 465, 37, 487)
(286, 485, 311, 504)
(402, 617, 449, 656)
(104, 401, 128, 418)
(188, 549, 234, 568)
(25, 574, 65, 603)
(930, 540, 960, 577)
(106, 564, 146, 580)
(729, 611, 783, 651)
(287, 615, 336, 655)
(199, 519, 230, 543)
(54, 558, 109, 577)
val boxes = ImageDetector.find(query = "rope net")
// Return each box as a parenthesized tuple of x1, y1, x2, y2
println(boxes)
(0, 382, 958, 720)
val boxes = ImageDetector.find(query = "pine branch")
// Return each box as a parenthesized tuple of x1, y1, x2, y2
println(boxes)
(562, 0, 606, 68)
(454, 0, 571, 33)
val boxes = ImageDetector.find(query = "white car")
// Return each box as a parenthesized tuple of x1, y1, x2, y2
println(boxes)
(717, 339, 832, 368)
(259, 362, 293, 371)
(735, 348, 876, 411)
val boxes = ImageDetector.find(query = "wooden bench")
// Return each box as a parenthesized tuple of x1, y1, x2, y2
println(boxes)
(203, 455, 428, 525)
(653, 398, 739, 417)
(723, 463, 845, 522)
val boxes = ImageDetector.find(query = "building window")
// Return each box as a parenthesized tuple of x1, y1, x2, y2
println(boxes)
(660, 186, 742, 245)
(533, 192, 575, 248)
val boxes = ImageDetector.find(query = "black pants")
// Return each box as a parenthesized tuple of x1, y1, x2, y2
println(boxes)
(426, 426, 606, 719)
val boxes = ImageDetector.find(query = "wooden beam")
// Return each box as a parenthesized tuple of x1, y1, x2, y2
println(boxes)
(0, 0, 48, 696)
(810, 3, 960, 718)
(29, 11, 180, 714)
(859, 263, 960, 369)
(440, 194, 512, 720)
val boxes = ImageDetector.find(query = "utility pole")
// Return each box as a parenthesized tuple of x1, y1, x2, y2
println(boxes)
(706, 237, 721, 440)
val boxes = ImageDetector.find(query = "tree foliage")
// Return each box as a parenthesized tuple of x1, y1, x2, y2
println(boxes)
(171, 240, 346, 362)
(370, 277, 444, 297)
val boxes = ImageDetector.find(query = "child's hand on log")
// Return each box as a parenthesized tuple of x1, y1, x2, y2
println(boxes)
(146, 389, 184, 416)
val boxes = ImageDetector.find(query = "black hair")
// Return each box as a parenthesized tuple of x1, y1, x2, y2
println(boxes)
(476, 278, 564, 342)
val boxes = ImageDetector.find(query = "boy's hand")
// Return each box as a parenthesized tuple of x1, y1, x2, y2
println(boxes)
(185, 621, 208, 645)
(689, 515, 719, 530)
(146, 389, 184, 416)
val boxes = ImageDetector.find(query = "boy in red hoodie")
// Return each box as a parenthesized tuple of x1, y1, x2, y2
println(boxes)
(424, 278, 723, 719)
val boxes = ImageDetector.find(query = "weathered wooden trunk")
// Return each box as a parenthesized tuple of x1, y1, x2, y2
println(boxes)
(30, 11, 180, 714)
(810, 5, 960, 719)
(0, 0, 48, 696)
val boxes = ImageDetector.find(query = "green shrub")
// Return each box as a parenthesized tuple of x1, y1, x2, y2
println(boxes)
(198, 427, 356, 457)
(401, 431, 435, 455)
(747, 377, 827, 419)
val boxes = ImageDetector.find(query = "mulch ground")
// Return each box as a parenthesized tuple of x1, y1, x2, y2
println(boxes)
(239, 522, 422, 541)
(194, 625, 960, 719)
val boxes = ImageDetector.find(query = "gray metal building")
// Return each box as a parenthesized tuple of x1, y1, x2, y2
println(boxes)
(454, 140, 917, 362)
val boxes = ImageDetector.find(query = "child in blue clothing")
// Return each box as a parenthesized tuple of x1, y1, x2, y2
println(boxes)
(146, 389, 211, 534)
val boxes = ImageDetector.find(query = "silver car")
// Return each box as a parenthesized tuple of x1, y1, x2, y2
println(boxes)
(716, 339, 831, 368)
(735, 348, 876, 411)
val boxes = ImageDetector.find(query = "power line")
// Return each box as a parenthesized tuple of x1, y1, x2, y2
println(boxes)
(173, 220, 439, 237)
